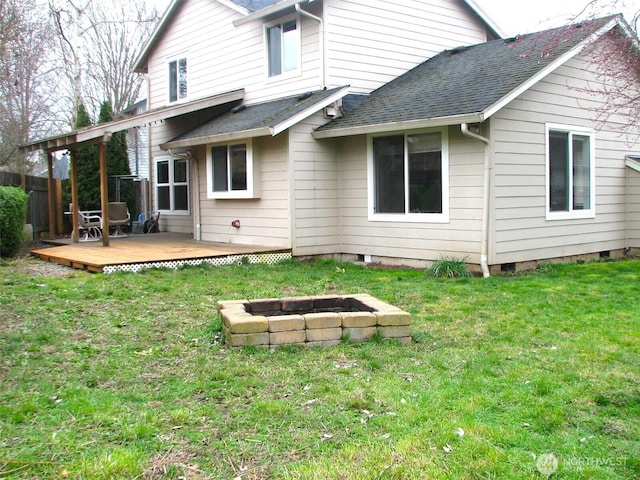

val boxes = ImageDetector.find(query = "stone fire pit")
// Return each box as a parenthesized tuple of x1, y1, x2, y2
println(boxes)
(217, 294, 411, 348)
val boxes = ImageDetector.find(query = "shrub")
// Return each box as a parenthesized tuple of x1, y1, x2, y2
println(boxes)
(0, 186, 30, 258)
(427, 256, 471, 278)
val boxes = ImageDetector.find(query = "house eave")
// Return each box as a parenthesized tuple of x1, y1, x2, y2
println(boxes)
(162, 86, 350, 148)
(312, 113, 484, 139)
(233, 0, 309, 26)
(134, 0, 184, 73)
(625, 155, 640, 172)
(161, 127, 273, 149)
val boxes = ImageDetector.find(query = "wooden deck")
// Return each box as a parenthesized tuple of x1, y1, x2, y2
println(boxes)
(31, 233, 291, 273)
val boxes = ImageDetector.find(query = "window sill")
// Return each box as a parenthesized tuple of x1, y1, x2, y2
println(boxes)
(546, 210, 595, 221)
(368, 212, 450, 224)
(208, 191, 258, 200)
(158, 210, 191, 216)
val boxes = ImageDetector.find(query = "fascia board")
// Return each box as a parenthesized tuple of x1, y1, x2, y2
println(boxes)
(76, 89, 245, 143)
(271, 86, 350, 136)
(160, 127, 272, 149)
(134, 0, 184, 73)
(312, 113, 483, 139)
(626, 156, 640, 172)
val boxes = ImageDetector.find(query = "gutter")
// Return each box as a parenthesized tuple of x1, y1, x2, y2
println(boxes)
(461, 123, 491, 278)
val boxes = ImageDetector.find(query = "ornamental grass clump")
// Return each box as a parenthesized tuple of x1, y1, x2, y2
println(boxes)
(427, 256, 471, 278)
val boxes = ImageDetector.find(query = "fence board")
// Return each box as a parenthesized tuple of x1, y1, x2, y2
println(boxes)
(0, 172, 50, 238)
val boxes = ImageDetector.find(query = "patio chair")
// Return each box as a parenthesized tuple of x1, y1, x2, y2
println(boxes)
(108, 202, 130, 237)
(77, 210, 102, 242)
(142, 211, 160, 234)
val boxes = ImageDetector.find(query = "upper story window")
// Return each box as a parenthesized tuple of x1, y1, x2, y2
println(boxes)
(168, 57, 187, 102)
(266, 17, 299, 78)
(546, 123, 595, 220)
(368, 129, 449, 223)
(206, 140, 257, 199)
(156, 156, 189, 214)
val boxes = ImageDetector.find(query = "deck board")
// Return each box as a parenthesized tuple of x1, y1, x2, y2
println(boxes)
(32, 233, 288, 273)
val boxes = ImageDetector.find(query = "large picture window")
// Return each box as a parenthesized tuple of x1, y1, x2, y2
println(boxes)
(266, 18, 299, 77)
(168, 57, 187, 102)
(155, 157, 189, 213)
(369, 129, 449, 222)
(547, 124, 595, 219)
(206, 140, 256, 199)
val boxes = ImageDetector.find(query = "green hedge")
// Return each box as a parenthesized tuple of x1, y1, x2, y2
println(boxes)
(0, 186, 30, 258)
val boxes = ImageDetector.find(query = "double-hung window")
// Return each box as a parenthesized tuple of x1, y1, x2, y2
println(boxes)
(156, 157, 189, 213)
(546, 124, 595, 219)
(206, 140, 256, 199)
(369, 129, 449, 222)
(168, 57, 187, 102)
(266, 17, 299, 77)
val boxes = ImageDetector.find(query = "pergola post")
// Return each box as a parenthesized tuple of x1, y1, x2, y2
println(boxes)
(47, 152, 56, 240)
(99, 133, 111, 246)
(69, 150, 80, 243)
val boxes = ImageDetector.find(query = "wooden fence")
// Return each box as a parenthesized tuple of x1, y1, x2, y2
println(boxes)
(0, 172, 67, 239)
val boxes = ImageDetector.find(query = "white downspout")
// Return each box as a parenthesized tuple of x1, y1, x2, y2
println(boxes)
(461, 123, 491, 278)
(295, 3, 326, 89)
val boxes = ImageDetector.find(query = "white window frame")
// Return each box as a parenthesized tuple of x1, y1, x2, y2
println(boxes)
(545, 123, 595, 221)
(367, 127, 450, 223)
(167, 56, 188, 103)
(264, 15, 301, 80)
(154, 156, 190, 215)
(206, 139, 257, 199)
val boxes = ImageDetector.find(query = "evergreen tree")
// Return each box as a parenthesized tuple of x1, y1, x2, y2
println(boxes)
(73, 103, 100, 210)
(99, 100, 134, 215)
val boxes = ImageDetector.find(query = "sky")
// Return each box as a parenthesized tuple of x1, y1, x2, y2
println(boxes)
(149, 0, 638, 37)
(478, 0, 637, 36)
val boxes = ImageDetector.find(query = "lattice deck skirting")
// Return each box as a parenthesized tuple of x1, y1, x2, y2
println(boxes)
(103, 251, 292, 274)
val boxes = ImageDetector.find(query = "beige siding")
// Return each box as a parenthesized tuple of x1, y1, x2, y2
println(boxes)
(334, 126, 486, 264)
(197, 134, 290, 247)
(290, 111, 341, 255)
(489, 53, 638, 265)
(146, 0, 323, 110)
(325, 0, 491, 93)
(149, 113, 205, 234)
(627, 168, 640, 248)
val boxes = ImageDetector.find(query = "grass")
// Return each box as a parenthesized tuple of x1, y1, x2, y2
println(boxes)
(0, 257, 639, 479)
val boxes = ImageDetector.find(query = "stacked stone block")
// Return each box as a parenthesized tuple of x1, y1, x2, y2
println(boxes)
(217, 294, 411, 348)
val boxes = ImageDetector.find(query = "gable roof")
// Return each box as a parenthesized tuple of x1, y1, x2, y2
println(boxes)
(314, 15, 629, 138)
(161, 86, 348, 149)
(135, 0, 504, 72)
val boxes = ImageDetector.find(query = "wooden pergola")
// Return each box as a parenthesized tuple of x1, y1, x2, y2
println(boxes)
(19, 89, 244, 246)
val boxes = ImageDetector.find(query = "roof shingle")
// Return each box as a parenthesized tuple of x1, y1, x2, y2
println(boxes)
(317, 16, 618, 133)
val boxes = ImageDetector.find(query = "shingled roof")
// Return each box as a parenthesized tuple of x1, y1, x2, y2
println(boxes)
(230, 0, 280, 13)
(161, 86, 348, 149)
(315, 16, 622, 137)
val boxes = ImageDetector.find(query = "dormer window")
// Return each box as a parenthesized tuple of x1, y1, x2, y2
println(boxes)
(266, 18, 299, 77)
(168, 57, 187, 102)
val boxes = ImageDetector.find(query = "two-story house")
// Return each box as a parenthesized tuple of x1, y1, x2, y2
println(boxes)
(23, 0, 640, 274)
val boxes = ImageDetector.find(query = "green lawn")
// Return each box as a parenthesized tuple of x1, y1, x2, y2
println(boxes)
(1, 257, 638, 479)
